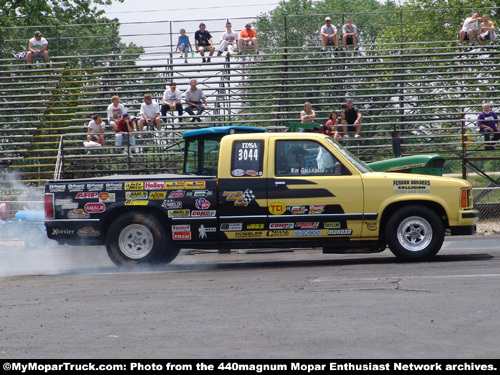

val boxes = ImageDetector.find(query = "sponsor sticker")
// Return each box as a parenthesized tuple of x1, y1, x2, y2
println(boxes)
(309, 205, 325, 214)
(125, 191, 148, 199)
(266, 230, 290, 237)
(221, 223, 243, 231)
(84, 203, 106, 214)
(191, 210, 216, 217)
(247, 223, 264, 230)
(294, 230, 322, 236)
(106, 183, 123, 191)
(124, 200, 149, 206)
(168, 209, 190, 218)
(67, 209, 90, 219)
(296, 222, 320, 229)
(269, 223, 294, 229)
(269, 202, 286, 215)
(173, 232, 191, 240)
(99, 192, 116, 203)
(168, 190, 185, 198)
(165, 181, 185, 190)
(234, 231, 263, 238)
(87, 183, 104, 192)
(185, 190, 213, 198)
(172, 225, 191, 232)
(77, 227, 100, 237)
(195, 198, 211, 210)
(49, 184, 66, 192)
(75, 192, 98, 199)
(68, 183, 86, 192)
(145, 181, 165, 190)
(324, 222, 341, 229)
(185, 181, 206, 189)
(328, 229, 353, 235)
(289, 206, 308, 215)
(231, 169, 245, 177)
(51, 228, 75, 236)
(124, 182, 145, 190)
(162, 200, 182, 209)
(149, 191, 167, 200)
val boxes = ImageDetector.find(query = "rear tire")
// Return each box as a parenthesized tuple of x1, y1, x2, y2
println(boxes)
(106, 212, 170, 266)
(385, 205, 444, 261)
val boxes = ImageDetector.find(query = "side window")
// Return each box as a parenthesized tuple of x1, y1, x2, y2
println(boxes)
(275, 140, 350, 176)
(231, 140, 264, 177)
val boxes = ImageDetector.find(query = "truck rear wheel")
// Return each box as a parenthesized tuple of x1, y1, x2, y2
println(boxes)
(385, 205, 444, 261)
(106, 212, 169, 266)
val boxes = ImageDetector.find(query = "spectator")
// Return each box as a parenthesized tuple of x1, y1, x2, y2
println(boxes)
(194, 23, 215, 63)
(300, 102, 316, 123)
(342, 18, 359, 50)
(477, 103, 500, 151)
(86, 114, 106, 152)
(161, 83, 183, 123)
(458, 12, 480, 47)
(217, 21, 238, 59)
(325, 110, 341, 141)
(321, 17, 339, 51)
(238, 23, 259, 54)
(479, 14, 496, 44)
(115, 113, 137, 153)
(107, 95, 127, 131)
(176, 29, 192, 63)
(27, 31, 50, 68)
(138, 94, 162, 133)
(0, 196, 11, 224)
(184, 79, 211, 122)
(341, 99, 362, 138)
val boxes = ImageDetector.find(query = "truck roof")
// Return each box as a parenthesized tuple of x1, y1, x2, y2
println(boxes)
(183, 126, 268, 139)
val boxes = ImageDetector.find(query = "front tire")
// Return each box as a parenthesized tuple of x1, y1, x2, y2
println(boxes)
(385, 206, 444, 261)
(106, 212, 169, 266)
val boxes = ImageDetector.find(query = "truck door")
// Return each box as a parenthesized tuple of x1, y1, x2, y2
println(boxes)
(268, 138, 365, 240)
(218, 138, 269, 240)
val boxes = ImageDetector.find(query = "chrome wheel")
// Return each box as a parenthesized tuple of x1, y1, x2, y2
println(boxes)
(396, 216, 433, 252)
(118, 223, 154, 260)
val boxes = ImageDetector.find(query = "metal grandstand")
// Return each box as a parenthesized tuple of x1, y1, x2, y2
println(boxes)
(0, 10, 499, 222)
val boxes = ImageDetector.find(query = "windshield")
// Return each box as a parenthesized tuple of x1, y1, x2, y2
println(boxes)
(326, 138, 372, 173)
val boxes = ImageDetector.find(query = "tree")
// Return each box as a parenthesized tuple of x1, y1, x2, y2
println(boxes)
(0, 0, 122, 28)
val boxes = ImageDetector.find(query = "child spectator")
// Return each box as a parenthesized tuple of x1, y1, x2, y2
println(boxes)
(176, 29, 192, 63)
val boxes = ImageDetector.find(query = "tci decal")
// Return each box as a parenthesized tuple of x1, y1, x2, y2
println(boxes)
(269, 202, 286, 215)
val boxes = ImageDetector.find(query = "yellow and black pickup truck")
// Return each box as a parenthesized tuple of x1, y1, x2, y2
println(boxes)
(45, 130, 479, 266)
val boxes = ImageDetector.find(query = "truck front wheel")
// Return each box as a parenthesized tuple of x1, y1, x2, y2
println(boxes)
(106, 212, 168, 266)
(385, 206, 444, 261)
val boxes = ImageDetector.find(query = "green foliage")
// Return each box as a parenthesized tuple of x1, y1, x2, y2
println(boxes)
(0, 0, 121, 27)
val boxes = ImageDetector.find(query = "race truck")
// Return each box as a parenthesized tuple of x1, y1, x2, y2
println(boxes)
(44, 128, 479, 266)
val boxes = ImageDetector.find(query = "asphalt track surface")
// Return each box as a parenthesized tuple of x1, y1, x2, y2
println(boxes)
(0, 235, 499, 359)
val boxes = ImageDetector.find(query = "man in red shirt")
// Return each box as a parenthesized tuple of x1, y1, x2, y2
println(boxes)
(115, 113, 137, 153)
(238, 23, 259, 54)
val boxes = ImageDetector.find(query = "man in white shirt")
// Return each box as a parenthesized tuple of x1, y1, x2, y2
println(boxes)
(342, 18, 359, 50)
(107, 95, 127, 131)
(458, 12, 480, 46)
(161, 83, 184, 123)
(138, 94, 162, 132)
(217, 21, 239, 59)
(321, 17, 339, 51)
(87, 113, 106, 146)
(27, 31, 50, 67)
